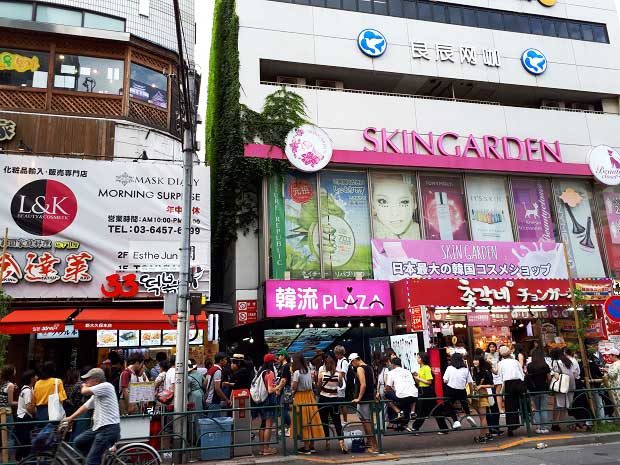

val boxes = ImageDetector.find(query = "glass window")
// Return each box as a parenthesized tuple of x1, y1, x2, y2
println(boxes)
(516, 14, 530, 33)
(294, 0, 310, 4)
(54, 55, 124, 95)
(466, 175, 514, 242)
(420, 174, 469, 241)
(373, 0, 388, 15)
(556, 20, 569, 38)
(370, 172, 421, 240)
(83, 13, 125, 32)
(326, 0, 341, 7)
(462, 8, 476, 27)
(358, 0, 372, 13)
(592, 25, 607, 43)
(542, 18, 556, 36)
(432, 3, 446, 23)
(581, 23, 594, 42)
(0, 1, 32, 20)
(403, 0, 417, 19)
(530, 17, 543, 35)
(130, 63, 168, 108)
(388, 0, 403, 17)
(417, 1, 432, 21)
(0, 48, 49, 88)
(36, 5, 82, 27)
(510, 178, 557, 242)
(568, 21, 582, 40)
(476, 10, 490, 29)
(503, 12, 519, 32)
(342, 0, 356, 10)
(310, 0, 325, 5)
(488, 11, 503, 29)
(447, 6, 462, 25)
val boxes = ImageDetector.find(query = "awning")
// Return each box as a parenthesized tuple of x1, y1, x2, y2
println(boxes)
(0, 308, 76, 334)
(73, 308, 207, 331)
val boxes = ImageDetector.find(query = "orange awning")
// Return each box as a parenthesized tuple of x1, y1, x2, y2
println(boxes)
(73, 308, 207, 331)
(0, 308, 77, 334)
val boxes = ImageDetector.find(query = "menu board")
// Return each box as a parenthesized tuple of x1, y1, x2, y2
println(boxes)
(162, 330, 177, 346)
(141, 330, 162, 347)
(118, 330, 140, 347)
(287, 328, 348, 357)
(128, 382, 156, 403)
(97, 330, 118, 348)
(265, 329, 303, 354)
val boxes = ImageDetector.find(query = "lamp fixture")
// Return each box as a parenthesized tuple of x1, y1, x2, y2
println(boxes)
(322, 323, 326, 328)
(370, 322, 375, 327)
(133, 150, 148, 162)
(334, 322, 339, 327)
(295, 323, 300, 329)
(347, 322, 352, 327)
(359, 322, 364, 327)
(309, 323, 314, 328)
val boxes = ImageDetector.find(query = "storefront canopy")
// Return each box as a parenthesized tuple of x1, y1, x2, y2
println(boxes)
(73, 308, 207, 331)
(0, 308, 77, 334)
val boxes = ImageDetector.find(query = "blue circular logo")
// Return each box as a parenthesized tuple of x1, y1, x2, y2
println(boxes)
(357, 29, 387, 58)
(521, 48, 547, 75)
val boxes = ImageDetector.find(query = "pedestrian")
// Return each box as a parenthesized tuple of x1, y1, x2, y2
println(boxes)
(384, 357, 417, 429)
(498, 345, 526, 436)
(119, 354, 147, 414)
(204, 353, 231, 418)
(375, 355, 391, 425)
(274, 349, 292, 437)
(66, 368, 91, 441)
(164, 355, 176, 392)
(252, 353, 278, 456)
(349, 353, 379, 454)
(150, 352, 168, 380)
(107, 351, 123, 397)
(229, 354, 252, 390)
(513, 343, 527, 370)
(33, 361, 66, 421)
(333, 346, 350, 423)
(187, 359, 204, 448)
(442, 353, 476, 429)
(411, 353, 449, 434)
(15, 370, 36, 461)
(606, 348, 620, 417)
(154, 359, 171, 402)
(292, 353, 324, 455)
(549, 348, 577, 432)
(317, 355, 346, 453)
(526, 349, 551, 434)
(66, 368, 121, 465)
(485, 342, 503, 414)
(585, 341, 607, 421)
(471, 355, 494, 443)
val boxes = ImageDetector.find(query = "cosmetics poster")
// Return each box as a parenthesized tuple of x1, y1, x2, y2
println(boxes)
(420, 175, 469, 241)
(466, 176, 514, 242)
(603, 191, 620, 245)
(390, 333, 420, 373)
(511, 179, 554, 242)
(282, 172, 322, 279)
(599, 190, 620, 274)
(269, 174, 286, 279)
(370, 172, 421, 240)
(319, 171, 373, 279)
(554, 180, 605, 278)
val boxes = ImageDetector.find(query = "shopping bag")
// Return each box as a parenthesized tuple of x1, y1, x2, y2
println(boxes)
(48, 379, 66, 421)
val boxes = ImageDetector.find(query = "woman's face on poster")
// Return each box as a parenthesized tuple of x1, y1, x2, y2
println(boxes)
(373, 179, 415, 235)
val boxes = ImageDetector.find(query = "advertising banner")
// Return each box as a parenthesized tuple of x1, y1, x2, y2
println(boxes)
(511, 179, 554, 242)
(0, 154, 210, 298)
(405, 305, 425, 332)
(554, 180, 605, 278)
(466, 176, 513, 242)
(603, 192, 620, 244)
(268, 174, 286, 279)
(370, 172, 421, 240)
(372, 239, 567, 281)
(265, 279, 392, 318)
(390, 333, 420, 372)
(420, 175, 469, 241)
(319, 171, 372, 279)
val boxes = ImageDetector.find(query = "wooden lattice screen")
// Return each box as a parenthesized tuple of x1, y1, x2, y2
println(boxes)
(0, 89, 46, 110)
(129, 100, 168, 130)
(51, 94, 123, 116)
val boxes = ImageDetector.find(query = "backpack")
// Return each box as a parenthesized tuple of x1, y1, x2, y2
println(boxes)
(250, 370, 268, 403)
(345, 364, 357, 402)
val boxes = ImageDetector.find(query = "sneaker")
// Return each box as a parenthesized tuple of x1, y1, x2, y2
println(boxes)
(466, 416, 477, 426)
(309, 447, 317, 454)
(297, 448, 312, 455)
(406, 427, 418, 435)
(453, 420, 462, 429)
(535, 429, 544, 434)
(491, 430, 506, 438)
(162, 452, 173, 460)
(394, 411, 406, 423)
(285, 427, 291, 437)
(541, 428, 550, 434)
(437, 431, 448, 435)
(485, 433, 494, 441)
(475, 435, 488, 444)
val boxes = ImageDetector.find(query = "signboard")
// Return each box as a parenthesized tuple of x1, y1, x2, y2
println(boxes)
(466, 313, 513, 327)
(589, 145, 620, 186)
(0, 154, 210, 298)
(372, 239, 567, 282)
(358, 29, 387, 58)
(0, 119, 16, 142)
(405, 306, 425, 332)
(284, 125, 333, 172)
(265, 280, 392, 318)
(390, 333, 420, 372)
(36, 325, 79, 339)
(605, 296, 620, 324)
(393, 278, 611, 309)
(236, 300, 258, 326)
(557, 310, 607, 340)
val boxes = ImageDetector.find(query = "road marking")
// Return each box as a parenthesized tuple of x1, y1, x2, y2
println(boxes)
(481, 434, 574, 451)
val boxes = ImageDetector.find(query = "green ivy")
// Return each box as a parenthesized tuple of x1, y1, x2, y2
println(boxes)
(205, 0, 308, 297)
(0, 289, 12, 368)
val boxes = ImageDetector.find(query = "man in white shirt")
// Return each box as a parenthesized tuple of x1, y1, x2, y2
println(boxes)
(334, 345, 349, 422)
(67, 368, 120, 465)
(385, 358, 418, 426)
(498, 346, 525, 436)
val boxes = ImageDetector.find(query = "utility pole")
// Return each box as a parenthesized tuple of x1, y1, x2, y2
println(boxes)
(172, 0, 197, 461)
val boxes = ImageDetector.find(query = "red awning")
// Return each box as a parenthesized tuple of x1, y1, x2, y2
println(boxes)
(73, 308, 207, 331)
(0, 308, 76, 334)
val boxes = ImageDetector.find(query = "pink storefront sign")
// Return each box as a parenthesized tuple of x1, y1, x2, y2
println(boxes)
(372, 239, 568, 281)
(265, 280, 393, 318)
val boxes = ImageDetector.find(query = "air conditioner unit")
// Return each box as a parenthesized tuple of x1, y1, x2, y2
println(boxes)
(540, 100, 566, 109)
(315, 79, 344, 89)
(276, 76, 306, 86)
(570, 102, 595, 112)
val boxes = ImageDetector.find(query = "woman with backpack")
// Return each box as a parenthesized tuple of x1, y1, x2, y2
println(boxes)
(292, 353, 324, 455)
(251, 354, 278, 456)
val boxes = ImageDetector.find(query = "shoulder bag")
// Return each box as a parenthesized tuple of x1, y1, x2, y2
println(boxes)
(48, 379, 66, 421)
(549, 361, 570, 394)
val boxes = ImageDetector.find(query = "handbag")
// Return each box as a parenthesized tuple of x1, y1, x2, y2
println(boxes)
(282, 386, 294, 404)
(157, 389, 174, 404)
(486, 388, 495, 406)
(549, 362, 570, 394)
(48, 378, 66, 421)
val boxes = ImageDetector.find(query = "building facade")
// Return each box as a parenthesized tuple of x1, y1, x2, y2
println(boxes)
(226, 0, 620, 359)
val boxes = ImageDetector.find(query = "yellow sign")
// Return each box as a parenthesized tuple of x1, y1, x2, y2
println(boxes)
(538, 0, 556, 6)
(0, 52, 40, 73)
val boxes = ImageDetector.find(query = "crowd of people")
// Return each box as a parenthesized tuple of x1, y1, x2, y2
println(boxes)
(1, 340, 620, 459)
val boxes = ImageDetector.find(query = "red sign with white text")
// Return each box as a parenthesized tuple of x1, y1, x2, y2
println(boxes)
(406, 306, 425, 332)
(236, 300, 258, 326)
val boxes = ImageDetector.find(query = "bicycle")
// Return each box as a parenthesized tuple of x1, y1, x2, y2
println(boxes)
(18, 422, 161, 465)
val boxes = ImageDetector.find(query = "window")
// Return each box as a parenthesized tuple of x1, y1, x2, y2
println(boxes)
(54, 55, 124, 95)
(374, 0, 388, 15)
(0, 1, 32, 20)
(530, 17, 543, 35)
(488, 11, 503, 29)
(342, 0, 356, 11)
(83, 13, 124, 32)
(432, 4, 446, 23)
(462, 8, 476, 27)
(359, 0, 372, 13)
(36, 5, 82, 27)
(542, 18, 556, 37)
(567, 21, 582, 40)
(326, 0, 341, 6)
(593, 25, 607, 43)
(0, 48, 49, 88)
(130, 63, 168, 109)
(476, 10, 489, 29)
(447, 6, 462, 25)
(556, 20, 569, 38)
(417, 1, 432, 21)
(403, 1, 417, 19)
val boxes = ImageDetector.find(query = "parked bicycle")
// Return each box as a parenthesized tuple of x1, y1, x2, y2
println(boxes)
(17, 422, 161, 465)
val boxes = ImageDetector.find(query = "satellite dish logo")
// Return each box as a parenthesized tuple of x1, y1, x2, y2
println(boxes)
(357, 29, 387, 58)
(521, 48, 547, 75)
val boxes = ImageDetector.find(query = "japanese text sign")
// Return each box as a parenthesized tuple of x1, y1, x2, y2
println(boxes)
(372, 239, 568, 281)
(265, 280, 392, 318)
(236, 300, 258, 326)
(405, 306, 425, 332)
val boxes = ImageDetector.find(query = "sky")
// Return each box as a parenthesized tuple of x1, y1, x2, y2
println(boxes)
(195, 0, 215, 161)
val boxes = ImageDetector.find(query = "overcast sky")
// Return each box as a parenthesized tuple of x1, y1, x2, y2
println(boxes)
(195, 0, 214, 161)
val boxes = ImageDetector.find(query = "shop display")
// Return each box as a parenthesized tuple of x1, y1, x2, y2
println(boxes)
(97, 330, 117, 348)
(140, 330, 162, 347)
(511, 179, 555, 242)
(118, 330, 139, 347)
(420, 175, 469, 240)
(390, 333, 420, 372)
(265, 329, 303, 353)
(554, 180, 606, 278)
(287, 327, 348, 357)
(466, 175, 514, 242)
(369, 336, 391, 355)
(162, 330, 177, 346)
(370, 172, 421, 240)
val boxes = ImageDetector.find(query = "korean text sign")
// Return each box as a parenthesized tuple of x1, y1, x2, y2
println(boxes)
(265, 280, 392, 318)
(0, 154, 210, 298)
(372, 239, 568, 281)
